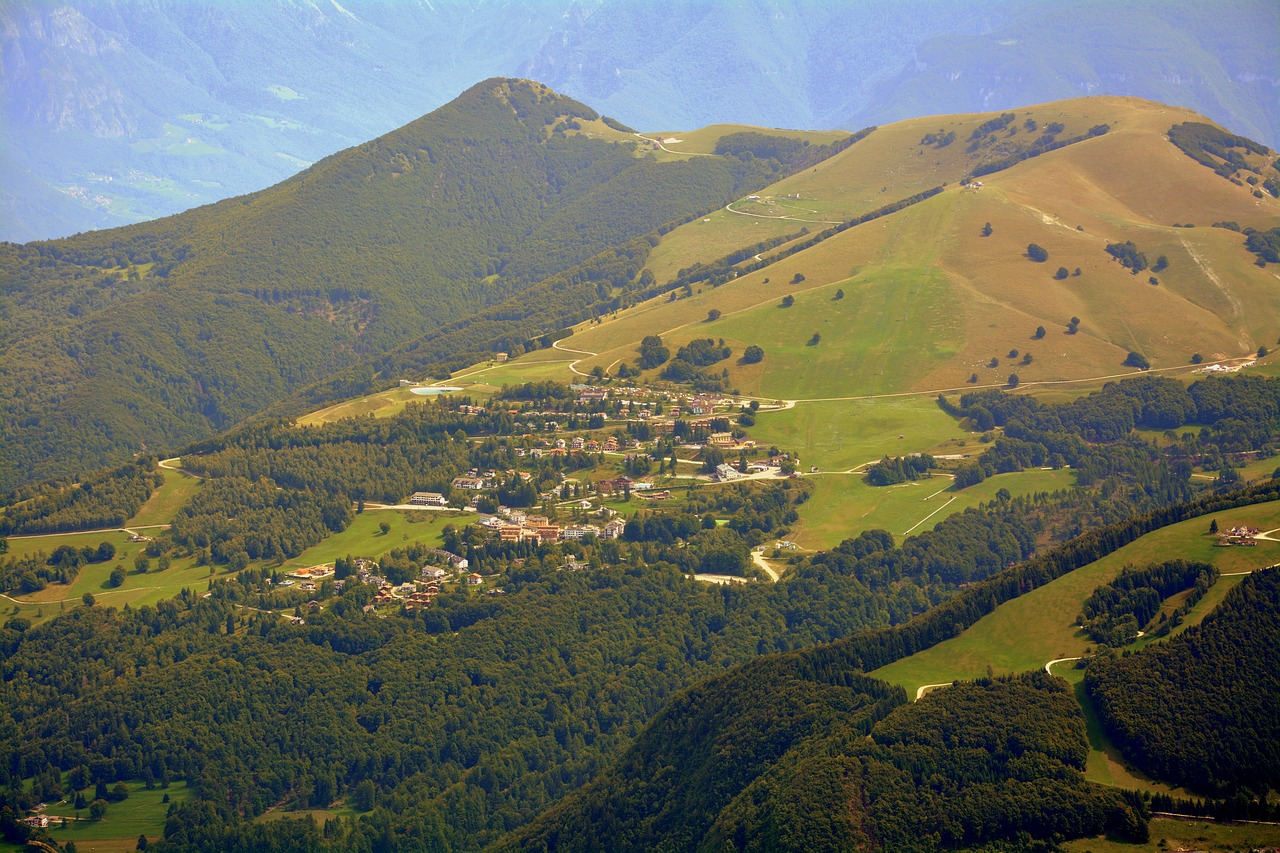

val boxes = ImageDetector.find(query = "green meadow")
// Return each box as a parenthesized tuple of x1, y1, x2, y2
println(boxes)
(748, 397, 967, 472)
(792, 467, 1074, 549)
(126, 464, 202, 528)
(1063, 818, 1280, 853)
(870, 501, 1280, 698)
(2, 529, 214, 625)
(38, 781, 192, 852)
(279, 509, 452, 570)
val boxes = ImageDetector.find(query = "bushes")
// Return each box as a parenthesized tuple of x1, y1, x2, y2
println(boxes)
(1124, 351, 1150, 370)
(1105, 241, 1149, 273)
(1027, 243, 1049, 262)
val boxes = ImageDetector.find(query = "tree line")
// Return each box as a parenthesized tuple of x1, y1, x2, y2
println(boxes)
(1085, 567, 1280, 795)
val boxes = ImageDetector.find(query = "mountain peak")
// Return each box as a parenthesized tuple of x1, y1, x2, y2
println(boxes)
(456, 76, 601, 123)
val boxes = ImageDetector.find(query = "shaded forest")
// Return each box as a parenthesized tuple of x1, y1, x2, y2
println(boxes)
(1085, 568, 1280, 795)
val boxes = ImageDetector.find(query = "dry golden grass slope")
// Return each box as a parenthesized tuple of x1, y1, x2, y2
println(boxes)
(557, 96, 1280, 401)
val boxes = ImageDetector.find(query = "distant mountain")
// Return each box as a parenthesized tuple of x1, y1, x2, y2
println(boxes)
(852, 0, 1280, 147)
(3, 0, 1277, 242)
(0, 78, 793, 489)
(0, 0, 570, 242)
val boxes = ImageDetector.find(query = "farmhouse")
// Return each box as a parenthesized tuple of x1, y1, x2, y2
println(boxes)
(597, 476, 633, 495)
(287, 565, 335, 581)
(715, 463, 745, 481)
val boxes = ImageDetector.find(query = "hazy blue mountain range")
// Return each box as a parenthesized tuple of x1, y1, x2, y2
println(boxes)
(3, 0, 1277, 242)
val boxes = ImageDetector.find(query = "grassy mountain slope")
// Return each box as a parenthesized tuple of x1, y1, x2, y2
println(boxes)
(0, 79, 798, 490)
(538, 97, 1280, 400)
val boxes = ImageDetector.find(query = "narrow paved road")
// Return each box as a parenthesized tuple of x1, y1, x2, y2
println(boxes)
(632, 133, 714, 156)
(751, 547, 781, 582)
(551, 339, 599, 377)
(159, 457, 202, 479)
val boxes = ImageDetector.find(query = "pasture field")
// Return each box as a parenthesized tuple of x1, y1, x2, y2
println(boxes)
(1062, 817, 1280, 853)
(2, 529, 215, 623)
(791, 467, 1075, 550)
(445, 355, 578, 390)
(604, 97, 1279, 403)
(644, 209, 801, 284)
(279, 509, 452, 570)
(870, 501, 1280, 698)
(297, 351, 583, 427)
(645, 124, 849, 156)
(39, 781, 192, 852)
(126, 464, 201, 527)
(1225, 452, 1280, 483)
(748, 397, 967, 472)
(296, 385, 431, 426)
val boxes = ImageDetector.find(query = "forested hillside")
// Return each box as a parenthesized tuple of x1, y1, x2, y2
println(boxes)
(7, 366, 1280, 848)
(0, 78, 824, 490)
(1085, 568, 1280, 795)
(496, 665, 1143, 852)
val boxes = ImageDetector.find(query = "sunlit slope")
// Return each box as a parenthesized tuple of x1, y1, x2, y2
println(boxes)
(566, 97, 1280, 399)
(646, 123, 850, 154)
(646, 97, 1161, 282)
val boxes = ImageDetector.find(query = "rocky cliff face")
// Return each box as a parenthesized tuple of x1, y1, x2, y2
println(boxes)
(2, 5, 133, 137)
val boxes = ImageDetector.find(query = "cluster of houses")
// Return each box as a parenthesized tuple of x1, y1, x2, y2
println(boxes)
(478, 509, 626, 544)
(358, 548, 479, 612)
(572, 384, 729, 417)
(1196, 360, 1256, 375)
(1215, 524, 1261, 546)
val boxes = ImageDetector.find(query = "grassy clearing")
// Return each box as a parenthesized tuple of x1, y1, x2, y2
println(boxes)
(279, 509, 451, 570)
(748, 397, 967, 472)
(446, 356, 578, 390)
(646, 124, 849, 156)
(870, 500, 1280, 697)
(3, 533, 224, 626)
(40, 781, 191, 851)
(257, 803, 359, 824)
(296, 386, 430, 426)
(126, 464, 201, 527)
(1062, 817, 1280, 853)
(645, 209, 801, 284)
(791, 467, 1074, 549)
(1054, 665, 1190, 796)
(296, 354, 583, 427)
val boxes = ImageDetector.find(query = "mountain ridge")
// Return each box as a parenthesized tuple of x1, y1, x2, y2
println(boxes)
(0, 77, 847, 490)
(4, 0, 1277, 242)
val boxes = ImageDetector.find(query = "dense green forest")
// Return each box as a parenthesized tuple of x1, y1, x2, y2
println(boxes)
(7, 345, 1280, 848)
(0, 79, 834, 490)
(1085, 568, 1280, 796)
(0, 456, 161, 536)
(496, 669, 1144, 852)
(1077, 559, 1217, 646)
